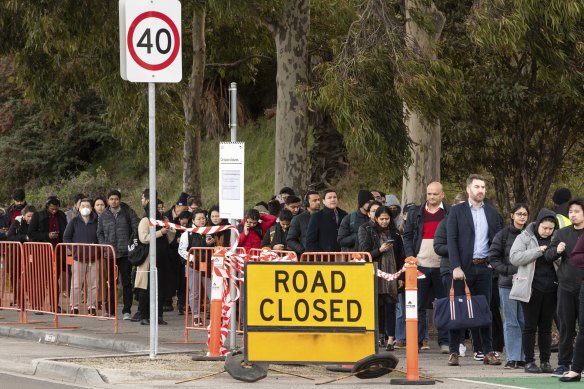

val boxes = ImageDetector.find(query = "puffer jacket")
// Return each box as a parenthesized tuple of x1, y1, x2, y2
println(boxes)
(97, 203, 139, 257)
(509, 208, 557, 302)
(488, 224, 523, 288)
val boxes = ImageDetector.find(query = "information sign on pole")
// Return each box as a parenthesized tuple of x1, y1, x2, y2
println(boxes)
(120, 0, 182, 83)
(219, 142, 245, 220)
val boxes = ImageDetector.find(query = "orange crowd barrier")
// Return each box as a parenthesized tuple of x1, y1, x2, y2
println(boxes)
(0, 242, 25, 323)
(54, 244, 118, 333)
(21, 242, 57, 326)
(299, 251, 372, 263)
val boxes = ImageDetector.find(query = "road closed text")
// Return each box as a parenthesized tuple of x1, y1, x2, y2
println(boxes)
(245, 263, 376, 329)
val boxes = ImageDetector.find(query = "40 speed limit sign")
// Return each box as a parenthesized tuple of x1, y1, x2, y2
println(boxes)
(119, 0, 182, 83)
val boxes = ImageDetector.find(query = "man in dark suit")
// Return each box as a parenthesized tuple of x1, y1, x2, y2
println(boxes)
(305, 189, 347, 252)
(446, 174, 502, 367)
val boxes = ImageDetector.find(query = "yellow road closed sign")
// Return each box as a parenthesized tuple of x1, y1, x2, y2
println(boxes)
(245, 262, 377, 363)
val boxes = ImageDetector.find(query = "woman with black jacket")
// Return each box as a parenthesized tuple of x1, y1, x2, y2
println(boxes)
(488, 203, 529, 369)
(358, 205, 405, 351)
(7, 205, 36, 243)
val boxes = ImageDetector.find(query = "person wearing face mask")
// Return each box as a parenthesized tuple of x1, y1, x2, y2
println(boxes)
(509, 208, 559, 374)
(403, 181, 451, 353)
(63, 198, 99, 315)
(385, 194, 403, 229)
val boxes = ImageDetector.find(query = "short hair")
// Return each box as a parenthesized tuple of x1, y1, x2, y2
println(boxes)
(79, 198, 94, 207)
(73, 193, 85, 204)
(187, 196, 202, 208)
(156, 198, 164, 206)
(285, 195, 301, 205)
(22, 205, 36, 214)
(46, 196, 61, 207)
(323, 189, 336, 198)
(279, 187, 295, 196)
(466, 174, 485, 187)
(12, 188, 25, 201)
(107, 189, 122, 199)
(568, 197, 584, 213)
(178, 210, 192, 220)
(279, 209, 293, 222)
(192, 209, 207, 219)
(267, 200, 281, 217)
(142, 188, 159, 200)
(94, 195, 106, 205)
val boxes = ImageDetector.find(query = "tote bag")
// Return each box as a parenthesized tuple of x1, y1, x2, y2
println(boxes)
(433, 279, 491, 331)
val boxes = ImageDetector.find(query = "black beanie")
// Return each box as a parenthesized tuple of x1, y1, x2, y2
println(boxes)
(176, 192, 189, 206)
(552, 188, 571, 205)
(358, 189, 374, 209)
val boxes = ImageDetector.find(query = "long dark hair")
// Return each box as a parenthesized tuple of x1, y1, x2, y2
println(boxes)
(374, 205, 399, 236)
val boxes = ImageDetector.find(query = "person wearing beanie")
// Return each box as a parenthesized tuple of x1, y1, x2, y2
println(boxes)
(552, 187, 572, 228)
(337, 189, 374, 252)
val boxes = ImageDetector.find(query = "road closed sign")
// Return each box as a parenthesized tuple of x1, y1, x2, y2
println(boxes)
(119, 0, 182, 83)
(245, 262, 377, 363)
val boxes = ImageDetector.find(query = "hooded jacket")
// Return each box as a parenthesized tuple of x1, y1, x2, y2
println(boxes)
(488, 224, 524, 288)
(385, 195, 403, 228)
(509, 208, 558, 302)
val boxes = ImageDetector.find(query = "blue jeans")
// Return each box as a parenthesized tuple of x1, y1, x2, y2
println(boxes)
(499, 287, 524, 362)
(448, 264, 494, 354)
(187, 267, 211, 318)
(418, 266, 448, 345)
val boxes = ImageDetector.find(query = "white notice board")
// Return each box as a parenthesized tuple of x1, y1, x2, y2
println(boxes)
(219, 142, 245, 219)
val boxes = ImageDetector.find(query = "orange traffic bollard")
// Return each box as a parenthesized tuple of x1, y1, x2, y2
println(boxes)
(207, 252, 224, 358)
(391, 258, 434, 385)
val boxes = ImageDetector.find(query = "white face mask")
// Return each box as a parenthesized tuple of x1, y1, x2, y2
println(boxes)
(80, 208, 91, 217)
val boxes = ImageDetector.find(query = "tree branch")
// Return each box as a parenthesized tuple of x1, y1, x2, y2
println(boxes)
(206, 55, 273, 68)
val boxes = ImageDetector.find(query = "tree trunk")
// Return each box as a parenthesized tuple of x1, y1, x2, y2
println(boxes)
(272, 0, 310, 194)
(181, 8, 206, 199)
(401, 0, 445, 206)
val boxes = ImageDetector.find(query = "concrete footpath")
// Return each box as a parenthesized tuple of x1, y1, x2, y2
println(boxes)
(0, 309, 574, 388)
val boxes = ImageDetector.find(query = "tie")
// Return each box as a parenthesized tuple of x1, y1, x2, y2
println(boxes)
(334, 209, 339, 224)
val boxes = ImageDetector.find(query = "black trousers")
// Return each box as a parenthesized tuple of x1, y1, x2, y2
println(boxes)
(107, 256, 133, 315)
(572, 284, 584, 373)
(557, 287, 580, 366)
(491, 279, 505, 352)
(378, 298, 396, 338)
(520, 288, 556, 364)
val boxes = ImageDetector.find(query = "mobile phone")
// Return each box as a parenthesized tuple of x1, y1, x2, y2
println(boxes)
(206, 234, 213, 239)
(385, 239, 394, 245)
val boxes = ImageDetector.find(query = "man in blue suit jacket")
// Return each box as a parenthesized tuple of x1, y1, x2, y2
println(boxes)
(446, 174, 503, 367)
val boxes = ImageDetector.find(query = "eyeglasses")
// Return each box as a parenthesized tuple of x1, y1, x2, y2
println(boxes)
(514, 213, 528, 217)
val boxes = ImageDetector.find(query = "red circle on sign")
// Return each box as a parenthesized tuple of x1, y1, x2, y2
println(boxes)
(127, 11, 180, 71)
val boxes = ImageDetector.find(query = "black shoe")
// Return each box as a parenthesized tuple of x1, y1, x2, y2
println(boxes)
(550, 342, 559, 353)
(71, 308, 79, 315)
(525, 362, 541, 373)
(504, 361, 517, 369)
(178, 304, 185, 315)
(559, 373, 582, 382)
(140, 319, 150, 325)
(540, 362, 553, 374)
(386, 343, 394, 351)
(163, 304, 174, 312)
(89, 308, 97, 316)
(130, 312, 142, 322)
(516, 361, 526, 368)
(158, 317, 168, 325)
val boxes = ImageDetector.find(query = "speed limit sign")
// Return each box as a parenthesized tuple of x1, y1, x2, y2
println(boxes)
(119, 0, 182, 83)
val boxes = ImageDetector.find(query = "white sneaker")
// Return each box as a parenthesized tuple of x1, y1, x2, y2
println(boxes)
(459, 343, 466, 357)
(122, 312, 131, 320)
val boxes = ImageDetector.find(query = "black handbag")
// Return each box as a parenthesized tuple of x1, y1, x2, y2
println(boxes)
(433, 279, 491, 331)
(128, 229, 149, 266)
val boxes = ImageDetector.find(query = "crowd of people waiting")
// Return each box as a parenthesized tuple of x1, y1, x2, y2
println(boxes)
(1, 174, 583, 382)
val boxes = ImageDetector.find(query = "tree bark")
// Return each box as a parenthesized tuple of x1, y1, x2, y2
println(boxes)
(181, 8, 206, 199)
(272, 0, 310, 194)
(401, 0, 445, 206)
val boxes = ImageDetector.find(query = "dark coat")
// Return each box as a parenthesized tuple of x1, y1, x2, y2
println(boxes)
(337, 209, 370, 252)
(28, 209, 67, 243)
(488, 224, 523, 288)
(570, 232, 584, 270)
(545, 225, 584, 292)
(97, 203, 139, 257)
(6, 202, 26, 225)
(305, 207, 348, 252)
(403, 204, 450, 257)
(63, 214, 99, 261)
(287, 211, 311, 255)
(358, 220, 405, 268)
(433, 217, 451, 278)
(7, 217, 29, 243)
(262, 223, 289, 249)
(447, 201, 502, 272)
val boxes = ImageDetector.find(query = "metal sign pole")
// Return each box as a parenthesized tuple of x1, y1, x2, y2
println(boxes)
(148, 82, 158, 359)
(228, 82, 237, 350)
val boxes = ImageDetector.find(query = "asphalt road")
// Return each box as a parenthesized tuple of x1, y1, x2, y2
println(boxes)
(0, 372, 89, 389)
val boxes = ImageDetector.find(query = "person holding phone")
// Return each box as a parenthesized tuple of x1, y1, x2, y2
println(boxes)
(358, 205, 406, 351)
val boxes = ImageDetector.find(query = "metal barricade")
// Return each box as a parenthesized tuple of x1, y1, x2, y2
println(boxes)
(300, 251, 373, 262)
(54, 244, 118, 332)
(184, 247, 214, 343)
(22, 242, 57, 324)
(0, 242, 25, 323)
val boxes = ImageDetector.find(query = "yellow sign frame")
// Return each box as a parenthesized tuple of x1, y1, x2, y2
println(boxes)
(244, 261, 378, 364)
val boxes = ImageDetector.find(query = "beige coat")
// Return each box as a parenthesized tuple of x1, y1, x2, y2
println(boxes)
(134, 217, 175, 290)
